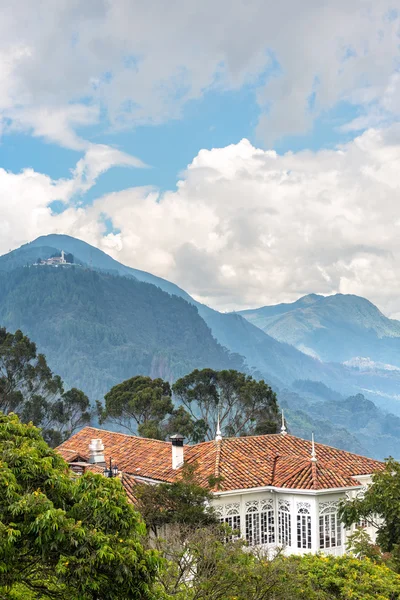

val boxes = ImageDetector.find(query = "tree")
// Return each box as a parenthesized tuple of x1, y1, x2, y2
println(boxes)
(0, 328, 90, 446)
(0, 412, 161, 599)
(98, 375, 174, 437)
(288, 554, 400, 600)
(172, 368, 280, 441)
(134, 463, 218, 537)
(340, 458, 400, 572)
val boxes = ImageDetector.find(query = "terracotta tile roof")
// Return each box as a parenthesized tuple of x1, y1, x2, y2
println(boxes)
(122, 473, 142, 504)
(57, 428, 385, 492)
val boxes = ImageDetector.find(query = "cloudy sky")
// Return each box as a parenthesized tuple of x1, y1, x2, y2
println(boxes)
(1, 1, 400, 316)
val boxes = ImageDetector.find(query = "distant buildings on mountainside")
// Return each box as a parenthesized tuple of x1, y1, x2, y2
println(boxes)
(34, 250, 75, 267)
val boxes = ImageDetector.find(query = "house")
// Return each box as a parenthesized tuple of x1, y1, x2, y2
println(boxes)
(56, 420, 385, 557)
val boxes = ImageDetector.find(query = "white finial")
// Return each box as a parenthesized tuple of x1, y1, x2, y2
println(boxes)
(311, 433, 317, 462)
(215, 413, 222, 442)
(280, 410, 287, 435)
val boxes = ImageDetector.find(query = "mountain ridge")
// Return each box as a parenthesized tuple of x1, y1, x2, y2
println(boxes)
(238, 293, 400, 368)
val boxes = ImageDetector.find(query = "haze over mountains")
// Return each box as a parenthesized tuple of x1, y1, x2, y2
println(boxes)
(1, 234, 399, 460)
(238, 294, 400, 368)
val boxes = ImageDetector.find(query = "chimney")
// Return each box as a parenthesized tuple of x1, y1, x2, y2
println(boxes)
(88, 438, 105, 465)
(170, 434, 184, 469)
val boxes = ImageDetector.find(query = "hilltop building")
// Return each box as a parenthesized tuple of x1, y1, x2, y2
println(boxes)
(57, 420, 384, 557)
(37, 250, 73, 266)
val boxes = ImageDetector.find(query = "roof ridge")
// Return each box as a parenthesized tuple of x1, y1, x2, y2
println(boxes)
(63, 426, 174, 446)
(64, 428, 384, 463)
(311, 459, 318, 490)
(214, 439, 222, 480)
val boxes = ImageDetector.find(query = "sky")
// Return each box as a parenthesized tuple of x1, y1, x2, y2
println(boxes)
(1, 1, 400, 317)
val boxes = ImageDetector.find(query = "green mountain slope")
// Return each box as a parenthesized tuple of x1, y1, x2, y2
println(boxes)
(11, 236, 400, 408)
(21, 235, 333, 388)
(238, 293, 400, 367)
(0, 266, 244, 398)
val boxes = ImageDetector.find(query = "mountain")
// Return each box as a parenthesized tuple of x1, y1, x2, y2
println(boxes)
(2, 235, 400, 458)
(4, 236, 400, 407)
(0, 266, 244, 399)
(238, 293, 400, 368)
(17, 235, 338, 389)
(279, 387, 400, 461)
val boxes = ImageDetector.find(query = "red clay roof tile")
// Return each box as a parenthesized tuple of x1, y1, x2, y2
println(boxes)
(57, 428, 385, 492)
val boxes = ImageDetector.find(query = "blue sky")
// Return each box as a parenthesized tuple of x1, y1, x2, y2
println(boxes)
(0, 0, 400, 316)
(0, 86, 362, 198)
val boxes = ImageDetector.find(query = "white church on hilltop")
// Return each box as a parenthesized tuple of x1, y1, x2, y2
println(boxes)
(57, 417, 384, 557)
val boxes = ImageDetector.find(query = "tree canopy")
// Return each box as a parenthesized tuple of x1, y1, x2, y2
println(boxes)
(0, 412, 160, 599)
(0, 328, 90, 446)
(172, 368, 280, 441)
(99, 369, 280, 442)
(340, 458, 400, 569)
(99, 375, 173, 437)
(134, 463, 218, 537)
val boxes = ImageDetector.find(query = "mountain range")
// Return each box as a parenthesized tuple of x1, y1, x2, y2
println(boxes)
(238, 293, 400, 368)
(0, 234, 399, 459)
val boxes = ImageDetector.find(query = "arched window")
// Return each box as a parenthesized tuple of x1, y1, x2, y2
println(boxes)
(245, 504, 260, 546)
(217, 503, 241, 541)
(244, 499, 275, 547)
(297, 502, 312, 549)
(278, 500, 291, 547)
(319, 502, 342, 549)
(260, 500, 275, 544)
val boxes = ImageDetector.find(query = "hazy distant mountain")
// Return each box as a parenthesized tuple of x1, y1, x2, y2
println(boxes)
(238, 293, 400, 368)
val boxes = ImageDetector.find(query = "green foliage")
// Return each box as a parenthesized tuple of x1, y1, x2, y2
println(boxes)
(289, 553, 400, 600)
(99, 375, 174, 437)
(340, 458, 400, 569)
(135, 463, 218, 537)
(172, 368, 280, 441)
(0, 328, 90, 446)
(0, 412, 161, 599)
(346, 527, 383, 562)
(153, 526, 400, 600)
(0, 266, 244, 400)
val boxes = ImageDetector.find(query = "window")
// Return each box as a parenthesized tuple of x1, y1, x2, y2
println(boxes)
(297, 503, 312, 549)
(246, 505, 260, 546)
(217, 503, 241, 541)
(222, 509, 241, 541)
(319, 502, 342, 549)
(245, 499, 275, 547)
(260, 503, 275, 544)
(278, 500, 291, 547)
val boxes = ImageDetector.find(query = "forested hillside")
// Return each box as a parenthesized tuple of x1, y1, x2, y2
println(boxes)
(0, 267, 243, 398)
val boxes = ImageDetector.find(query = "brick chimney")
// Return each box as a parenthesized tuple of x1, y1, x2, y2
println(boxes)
(170, 434, 184, 469)
(88, 438, 106, 465)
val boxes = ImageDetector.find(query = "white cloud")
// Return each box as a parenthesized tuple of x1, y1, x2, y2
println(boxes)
(6, 104, 100, 150)
(0, 142, 145, 251)
(3, 125, 400, 317)
(82, 126, 400, 318)
(0, 0, 399, 144)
